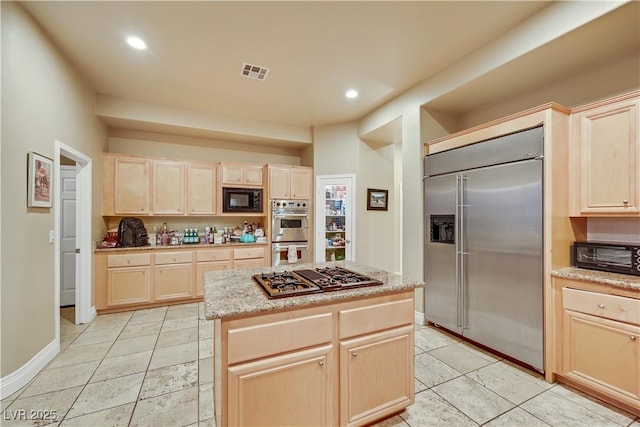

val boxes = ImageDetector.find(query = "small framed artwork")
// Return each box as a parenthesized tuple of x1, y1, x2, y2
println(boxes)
(27, 152, 53, 208)
(367, 188, 388, 211)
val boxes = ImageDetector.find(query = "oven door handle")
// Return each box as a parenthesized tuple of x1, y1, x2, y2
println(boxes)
(273, 244, 309, 250)
(273, 213, 309, 218)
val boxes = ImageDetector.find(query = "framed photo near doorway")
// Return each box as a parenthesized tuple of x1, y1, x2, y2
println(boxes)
(27, 151, 53, 208)
(367, 188, 388, 211)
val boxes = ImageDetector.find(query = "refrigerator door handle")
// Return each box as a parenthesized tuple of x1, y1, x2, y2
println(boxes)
(460, 175, 468, 329)
(455, 175, 462, 328)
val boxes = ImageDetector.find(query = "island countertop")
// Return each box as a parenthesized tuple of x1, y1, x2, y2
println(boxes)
(204, 260, 425, 320)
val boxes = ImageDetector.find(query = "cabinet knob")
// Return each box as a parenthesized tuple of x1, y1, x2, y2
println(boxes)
(623, 200, 629, 204)
(318, 361, 324, 367)
(631, 335, 637, 341)
(597, 303, 605, 308)
(351, 352, 357, 357)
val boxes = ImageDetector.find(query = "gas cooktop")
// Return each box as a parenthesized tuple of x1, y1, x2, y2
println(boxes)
(253, 266, 383, 299)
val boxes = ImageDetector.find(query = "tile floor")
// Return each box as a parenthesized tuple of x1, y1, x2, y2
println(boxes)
(0, 303, 638, 427)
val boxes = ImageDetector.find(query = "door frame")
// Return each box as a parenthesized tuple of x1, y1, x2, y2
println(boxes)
(315, 174, 356, 262)
(54, 141, 94, 333)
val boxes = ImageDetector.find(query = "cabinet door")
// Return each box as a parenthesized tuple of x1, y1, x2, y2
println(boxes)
(153, 160, 185, 215)
(227, 345, 332, 427)
(114, 158, 150, 214)
(196, 261, 231, 296)
(188, 163, 217, 215)
(155, 264, 194, 301)
(106, 266, 151, 306)
(562, 309, 640, 400)
(291, 168, 312, 199)
(269, 167, 290, 199)
(233, 258, 265, 270)
(340, 325, 414, 427)
(244, 166, 263, 186)
(574, 98, 639, 214)
(221, 164, 244, 185)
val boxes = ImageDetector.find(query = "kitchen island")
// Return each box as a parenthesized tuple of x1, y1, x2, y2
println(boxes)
(204, 261, 424, 427)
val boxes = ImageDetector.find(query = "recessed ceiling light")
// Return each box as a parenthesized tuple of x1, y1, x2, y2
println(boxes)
(126, 36, 147, 50)
(345, 89, 358, 99)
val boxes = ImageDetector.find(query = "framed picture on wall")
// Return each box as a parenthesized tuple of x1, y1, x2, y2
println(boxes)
(366, 188, 388, 211)
(28, 151, 53, 208)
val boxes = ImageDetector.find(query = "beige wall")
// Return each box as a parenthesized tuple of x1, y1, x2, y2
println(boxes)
(1, 2, 108, 376)
(108, 129, 303, 165)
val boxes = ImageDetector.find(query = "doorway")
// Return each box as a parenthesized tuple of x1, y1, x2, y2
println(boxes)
(54, 141, 94, 336)
(59, 163, 76, 307)
(315, 174, 355, 262)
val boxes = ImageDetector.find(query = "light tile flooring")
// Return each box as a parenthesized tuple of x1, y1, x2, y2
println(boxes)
(1, 303, 638, 427)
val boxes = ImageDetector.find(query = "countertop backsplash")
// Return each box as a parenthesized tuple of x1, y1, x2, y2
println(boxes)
(587, 217, 640, 244)
(104, 216, 265, 235)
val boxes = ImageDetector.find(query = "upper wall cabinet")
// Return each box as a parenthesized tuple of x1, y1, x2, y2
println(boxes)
(268, 165, 312, 200)
(153, 160, 185, 215)
(103, 155, 151, 215)
(188, 163, 218, 215)
(571, 91, 639, 216)
(220, 163, 264, 187)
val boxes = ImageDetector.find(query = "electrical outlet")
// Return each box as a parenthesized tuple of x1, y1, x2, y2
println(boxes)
(49, 230, 54, 244)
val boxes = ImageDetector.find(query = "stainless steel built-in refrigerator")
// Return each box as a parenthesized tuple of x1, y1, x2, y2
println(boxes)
(424, 126, 544, 372)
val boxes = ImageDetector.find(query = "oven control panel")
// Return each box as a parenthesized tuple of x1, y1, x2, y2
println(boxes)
(272, 200, 308, 210)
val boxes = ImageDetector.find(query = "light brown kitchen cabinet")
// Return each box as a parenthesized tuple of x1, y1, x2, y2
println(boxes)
(113, 156, 150, 215)
(220, 163, 264, 187)
(233, 246, 267, 269)
(153, 160, 185, 215)
(154, 251, 194, 301)
(553, 277, 640, 415)
(268, 165, 312, 199)
(227, 345, 332, 426)
(571, 91, 640, 216)
(196, 248, 232, 296)
(104, 253, 152, 307)
(188, 163, 218, 215)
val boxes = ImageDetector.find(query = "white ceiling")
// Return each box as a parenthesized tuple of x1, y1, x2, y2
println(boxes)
(19, 1, 640, 136)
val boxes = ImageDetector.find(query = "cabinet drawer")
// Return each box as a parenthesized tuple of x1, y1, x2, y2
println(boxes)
(227, 313, 332, 364)
(563, 288, 640, 325)
(107, 253, 151, 268)
(154, 251, 193, 265)
(234, 246, 266, 260)
(339, 299, 414, 339)
(196, 249, 232, 262)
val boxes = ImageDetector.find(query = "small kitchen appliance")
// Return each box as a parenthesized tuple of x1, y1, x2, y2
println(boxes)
(222, 187, 263, 213)
(252, 266, 382, 299)
(573, 241, 640, 276)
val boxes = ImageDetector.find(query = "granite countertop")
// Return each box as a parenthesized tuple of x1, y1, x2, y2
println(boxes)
(204, 260, 425, 320)
(552, 267, 640, 291)
(94, 241, 269, 253)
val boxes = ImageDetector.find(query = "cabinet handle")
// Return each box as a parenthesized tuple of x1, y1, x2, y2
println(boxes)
(351, 352, 357, 357)
(631, 336, 637, 341)
(318, 361, 324, 366)
(597, 304, 605, 308)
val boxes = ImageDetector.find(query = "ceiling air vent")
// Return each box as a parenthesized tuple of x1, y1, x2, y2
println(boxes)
(241, 63, 270, 80)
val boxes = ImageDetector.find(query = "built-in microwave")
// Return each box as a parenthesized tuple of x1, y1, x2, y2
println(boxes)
(573, 241, 640, 276)
(222, 187, 263, 213)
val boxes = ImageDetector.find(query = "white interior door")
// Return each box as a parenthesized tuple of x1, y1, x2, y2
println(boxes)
(315, 174, 355, 262)
(60, 165, 76, 306)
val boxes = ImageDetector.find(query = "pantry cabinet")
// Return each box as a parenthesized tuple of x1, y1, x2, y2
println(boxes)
(153, 160, 185, 215)
(268, 165, 312, 199)
(553, 277, 640, 415)
(220, 163, 264, 187)
(571, 91, 640, 216)
(187, 163, 218, 215)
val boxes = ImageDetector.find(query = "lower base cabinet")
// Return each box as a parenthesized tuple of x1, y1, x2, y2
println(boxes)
(227, 345, 332, 426)
(554, 278, 640, 416)
(215, 292, 415, 426)
(107, 266, 151, 306)
(340, 325, 414, 427)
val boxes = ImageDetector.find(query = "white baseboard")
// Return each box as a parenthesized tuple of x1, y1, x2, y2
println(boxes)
(0, 339, 59, 399)
(415, 310, 426, 326)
